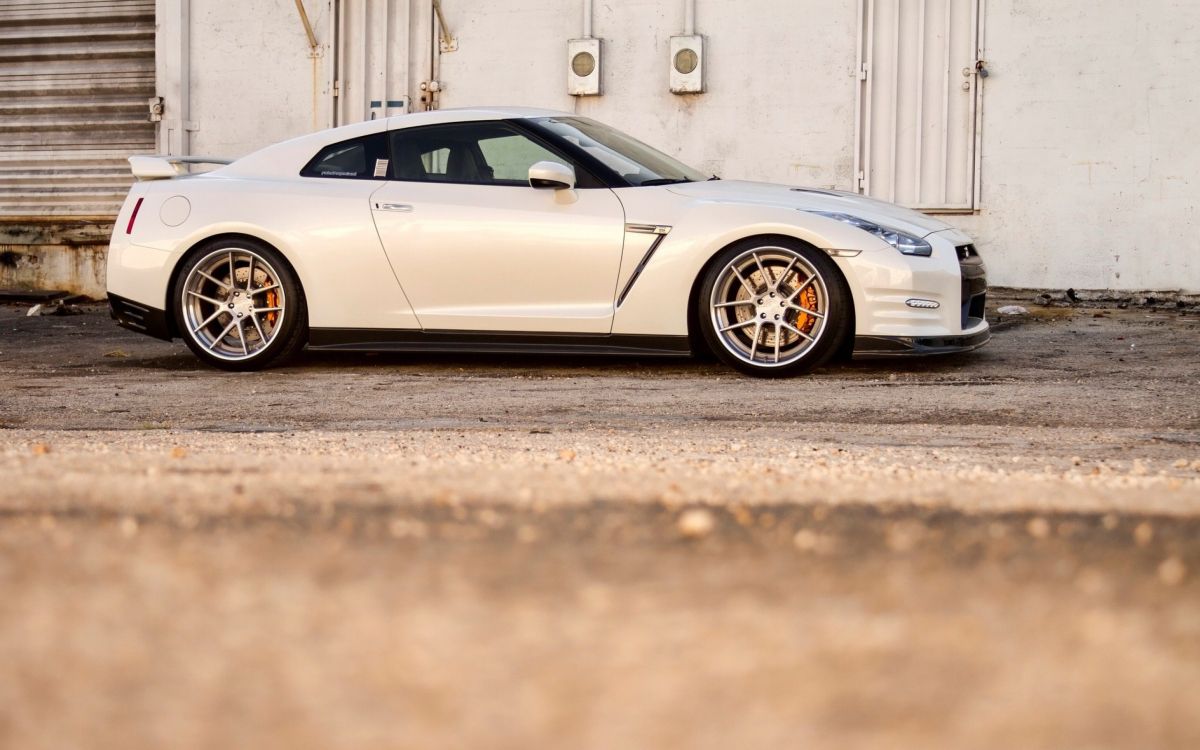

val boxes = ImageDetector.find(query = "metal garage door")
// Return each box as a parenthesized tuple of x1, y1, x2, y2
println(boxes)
(855, 0, 984, 211)
(0, 0, 155, 220)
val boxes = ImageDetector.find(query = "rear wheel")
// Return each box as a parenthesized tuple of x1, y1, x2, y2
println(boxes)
(172, 239, 307, 371)
(698, 237, 850, 377)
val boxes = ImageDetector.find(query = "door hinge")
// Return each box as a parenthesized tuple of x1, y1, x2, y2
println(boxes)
(332, 79, 341, 98)
(857, 171, 867, 190)
(858, 63, 869, 81)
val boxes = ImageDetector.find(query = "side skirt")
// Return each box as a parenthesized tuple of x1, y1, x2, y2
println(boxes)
(308, 328, 694, 358)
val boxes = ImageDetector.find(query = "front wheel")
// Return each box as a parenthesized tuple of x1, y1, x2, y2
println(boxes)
(172, 239, 307, 371)
(697, 238, 851, 377)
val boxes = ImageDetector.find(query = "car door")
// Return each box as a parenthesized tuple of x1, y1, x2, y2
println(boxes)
(369, 120, 626, 333)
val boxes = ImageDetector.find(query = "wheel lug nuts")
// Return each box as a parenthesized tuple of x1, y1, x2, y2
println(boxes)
(237, 312, 243, 318)
(760, 313, 766, 319)
(770, 293, 776, 298)
(228, 303, 234, 309)
(775, 314, 781, 320)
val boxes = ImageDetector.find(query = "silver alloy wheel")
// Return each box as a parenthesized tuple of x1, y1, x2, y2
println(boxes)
(181, 247, 286, 361)
(709, 246, 829, 368)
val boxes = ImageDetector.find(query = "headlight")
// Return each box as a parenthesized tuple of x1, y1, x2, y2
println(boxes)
(806, 211, 933, 257)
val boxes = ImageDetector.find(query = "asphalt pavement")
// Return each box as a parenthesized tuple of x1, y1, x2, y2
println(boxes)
(1, 298, 1198, 750)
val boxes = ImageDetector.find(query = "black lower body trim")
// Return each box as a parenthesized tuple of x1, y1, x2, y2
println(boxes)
(108, 293, 172, 341)
(852, 325, 990, 358)
(308, 328, 694, 357)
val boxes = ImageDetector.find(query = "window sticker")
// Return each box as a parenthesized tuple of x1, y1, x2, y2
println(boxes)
(373, 158, 390, 178)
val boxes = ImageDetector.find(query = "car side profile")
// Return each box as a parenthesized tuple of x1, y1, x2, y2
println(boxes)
(106, 106, 988, 376)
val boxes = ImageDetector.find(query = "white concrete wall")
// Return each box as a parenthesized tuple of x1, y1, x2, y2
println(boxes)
(438, 0, 860, 191)
(161, 0, 334, 158)
(174, 0, 1200, 292)
(955, 0, 1200, 291)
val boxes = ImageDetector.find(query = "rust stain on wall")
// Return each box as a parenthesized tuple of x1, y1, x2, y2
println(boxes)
(0, 221, 112, 298)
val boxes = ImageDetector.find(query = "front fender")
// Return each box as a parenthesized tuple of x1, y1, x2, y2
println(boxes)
(612, 200, 890, 336)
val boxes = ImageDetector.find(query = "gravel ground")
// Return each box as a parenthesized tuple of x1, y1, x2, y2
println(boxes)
(1, 299, 1198, 750)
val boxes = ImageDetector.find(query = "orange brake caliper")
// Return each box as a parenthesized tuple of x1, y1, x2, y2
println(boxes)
(792, 282, 819, 334)
(265, 289, 279, 326)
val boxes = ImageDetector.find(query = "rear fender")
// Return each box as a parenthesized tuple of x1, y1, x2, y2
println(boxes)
(108, 176, 419, 329)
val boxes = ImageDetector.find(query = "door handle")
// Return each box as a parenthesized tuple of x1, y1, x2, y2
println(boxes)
(374, 202, 413, 212)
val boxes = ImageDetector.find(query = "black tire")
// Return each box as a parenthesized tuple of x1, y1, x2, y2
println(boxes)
(696, 236, 851, 377)
(171, 237, 308, 371)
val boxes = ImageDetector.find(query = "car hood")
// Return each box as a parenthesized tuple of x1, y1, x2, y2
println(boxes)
(665, 180, 954, 238)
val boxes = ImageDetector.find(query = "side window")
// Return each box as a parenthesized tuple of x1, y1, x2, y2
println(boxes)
(389, 122, 601, 187)
(300, 133, 389, 179)
(420, 147, 452, 177)
(477, 134, 559, 183)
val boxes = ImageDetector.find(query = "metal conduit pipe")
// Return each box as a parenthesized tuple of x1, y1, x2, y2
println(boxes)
(684, 0, 695, 35)
(292, 0, 319, 50)
(583, 0, 593, 38)
(180, 0, 191, 156)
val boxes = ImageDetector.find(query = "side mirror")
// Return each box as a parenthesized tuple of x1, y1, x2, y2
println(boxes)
(528, 161, 575, 190)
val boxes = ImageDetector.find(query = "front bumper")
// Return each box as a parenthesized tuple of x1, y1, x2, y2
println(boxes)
(849, 231, 990, 358)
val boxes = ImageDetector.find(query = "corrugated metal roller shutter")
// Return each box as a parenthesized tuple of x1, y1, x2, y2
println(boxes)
(0, 0, 155, 220)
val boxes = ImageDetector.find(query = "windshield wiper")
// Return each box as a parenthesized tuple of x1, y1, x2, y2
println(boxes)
(707, 174, 721, 181)
(638, 178, 693, 186)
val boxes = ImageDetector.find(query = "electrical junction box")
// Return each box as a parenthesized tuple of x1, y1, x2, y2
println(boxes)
(567, 37, 601, 96)
(670, 35, 704, 93)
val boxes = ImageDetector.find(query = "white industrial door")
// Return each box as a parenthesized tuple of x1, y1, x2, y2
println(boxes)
(855, 0, 984, 211)
(0, 0, 156, 220)
(332, 0, 416, 125)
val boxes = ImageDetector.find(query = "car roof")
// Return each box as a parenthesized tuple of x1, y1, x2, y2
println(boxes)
(389, 106, 567, 128)
(217, 106, 570, 179)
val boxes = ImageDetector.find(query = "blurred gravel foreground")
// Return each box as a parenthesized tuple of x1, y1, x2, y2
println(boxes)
(1, 300, 1198, 750)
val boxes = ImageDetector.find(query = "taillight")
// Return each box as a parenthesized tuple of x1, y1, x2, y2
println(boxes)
(126, 197, 144, 234)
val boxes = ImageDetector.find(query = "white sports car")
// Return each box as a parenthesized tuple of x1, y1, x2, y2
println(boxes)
(106, 106, 988, 376)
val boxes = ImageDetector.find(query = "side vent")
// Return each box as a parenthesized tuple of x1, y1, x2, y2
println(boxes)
(617, 224, 672, 306)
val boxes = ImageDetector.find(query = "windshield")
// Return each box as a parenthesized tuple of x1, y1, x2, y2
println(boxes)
(531, 116, 707, 187)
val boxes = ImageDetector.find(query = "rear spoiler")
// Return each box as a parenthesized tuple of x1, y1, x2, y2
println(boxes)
(129, 155, 233, 180)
